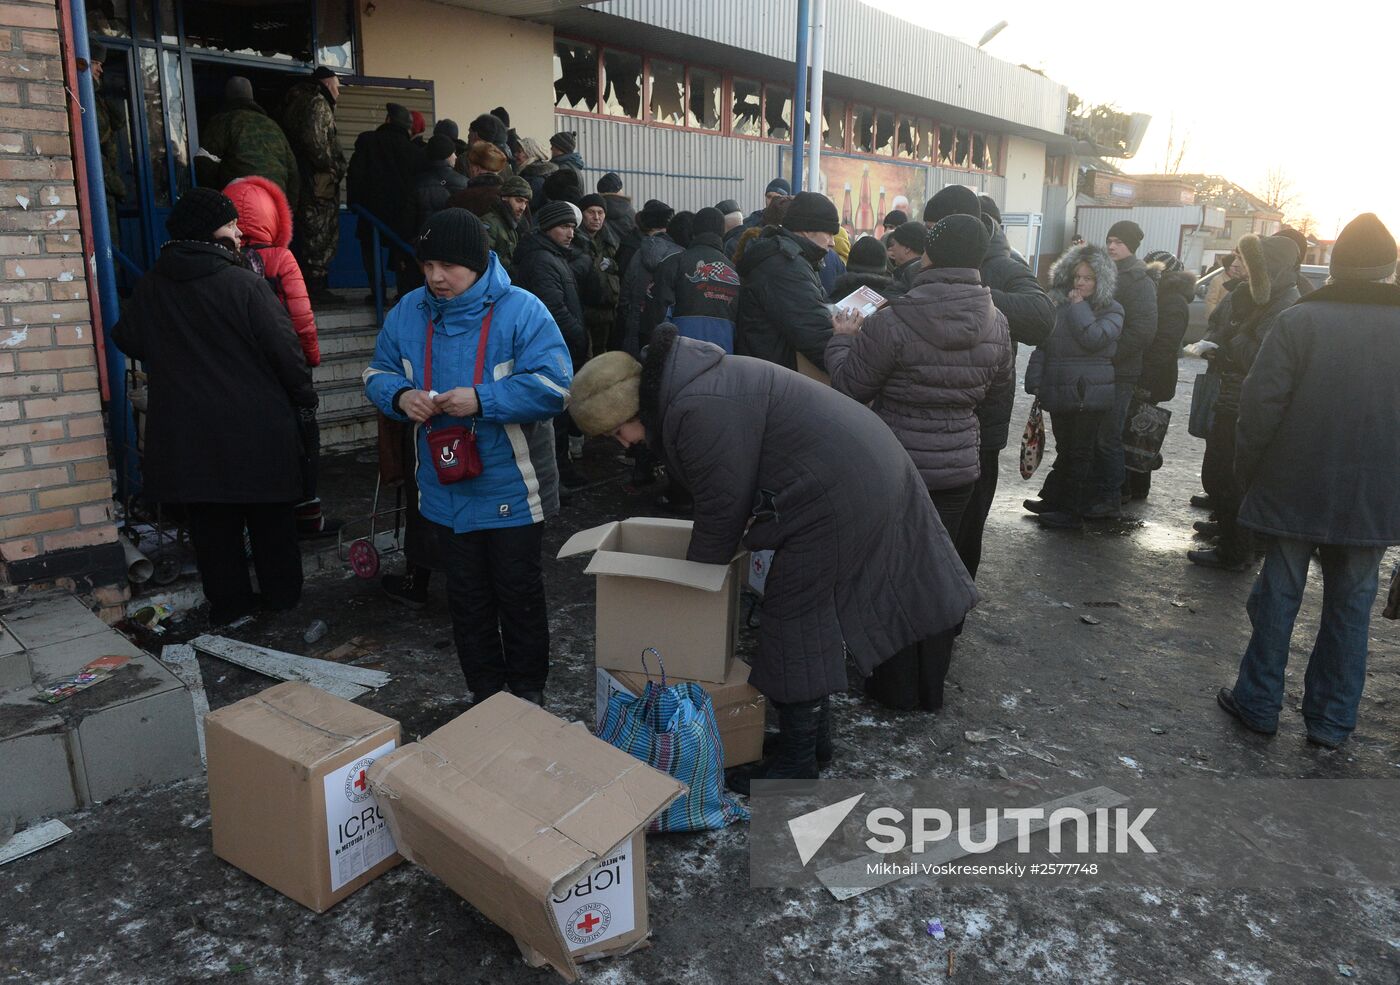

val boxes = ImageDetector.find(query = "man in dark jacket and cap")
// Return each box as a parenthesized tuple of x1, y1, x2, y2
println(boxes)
(923, 185, 1053, 581)
(745, 178, 791, 228)
(468, 113, 511, 162)
(1093, 220, 1159, 517)
(514, 200, 592, 488)
(1216, 213, 1400, 750)
(736, 191, 840, 372)
(1125, 250, 1196, 500)
(643, 207, 740, 353)
(197, 76, 299, 204)
(413, 133, 469, 235)
(549, 130, 585, 176)
(886, 221, 926, 295)
(616, 200, 682, 355)
(113, 188, 317, 625)
(597, 172, 636, 243)
(829, 236, 895, 301)
(347, 102, 421, 301)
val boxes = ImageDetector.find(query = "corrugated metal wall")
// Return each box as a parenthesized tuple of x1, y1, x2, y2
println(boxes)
(564, 113, 1010, 218)
(561, 114, 779, 211)
(1075, 206, 1204, 260)
(593, 0, 1066, 134)
(1041, 185, 1070, 254)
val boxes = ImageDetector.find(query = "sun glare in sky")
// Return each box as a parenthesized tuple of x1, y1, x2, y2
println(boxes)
(863, 0, 1398, 240)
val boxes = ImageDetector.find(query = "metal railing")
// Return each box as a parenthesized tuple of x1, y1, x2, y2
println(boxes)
(349, 205, 417, 326)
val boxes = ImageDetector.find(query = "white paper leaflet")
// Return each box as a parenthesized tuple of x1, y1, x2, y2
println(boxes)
(323, 739, 397, 891)
(551, 846, 636, 951)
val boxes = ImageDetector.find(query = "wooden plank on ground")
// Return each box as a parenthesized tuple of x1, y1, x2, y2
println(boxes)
(0, 819, 72, 866)
(189, 635, 372, 702)
(160, 644, 210, 768)
(817, 785, 1130, 900)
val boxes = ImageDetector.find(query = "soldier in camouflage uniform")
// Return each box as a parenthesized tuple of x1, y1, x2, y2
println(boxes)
(196, 77, 299, 204)
(480, 175, 533, 279)
(279, 67, 346, 303)
(88, 43, 126, 244)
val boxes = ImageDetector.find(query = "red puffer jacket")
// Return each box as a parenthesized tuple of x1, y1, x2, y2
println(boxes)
(223, 175, 320, 367)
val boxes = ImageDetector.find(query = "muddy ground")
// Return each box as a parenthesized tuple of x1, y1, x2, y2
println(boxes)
(3, 357, 1399, 984)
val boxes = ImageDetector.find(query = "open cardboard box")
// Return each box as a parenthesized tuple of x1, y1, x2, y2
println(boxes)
(558, 517, 743, 684)
(367, 693, 686, 981)
(596, 658, 765, 769)
(206, 682, 401, 912)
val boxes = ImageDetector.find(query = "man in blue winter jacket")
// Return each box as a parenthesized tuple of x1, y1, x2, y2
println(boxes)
(363, 208, 572, 705)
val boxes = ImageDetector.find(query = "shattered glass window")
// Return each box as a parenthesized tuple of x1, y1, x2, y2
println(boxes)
(553, 40, 598, 113)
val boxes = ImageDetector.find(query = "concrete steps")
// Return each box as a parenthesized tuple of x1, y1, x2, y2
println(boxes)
(312, 295, 383, 451)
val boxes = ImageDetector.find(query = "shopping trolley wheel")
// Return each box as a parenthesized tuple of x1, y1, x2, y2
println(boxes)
(348, 538, 380, 579)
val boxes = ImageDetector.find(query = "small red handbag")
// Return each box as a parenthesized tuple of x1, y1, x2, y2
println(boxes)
(421, 307, 493, 485)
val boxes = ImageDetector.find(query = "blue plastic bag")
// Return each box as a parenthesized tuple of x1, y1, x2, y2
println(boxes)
(597, 650, 749, 832)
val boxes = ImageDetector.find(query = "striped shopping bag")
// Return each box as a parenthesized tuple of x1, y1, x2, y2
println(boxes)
(597, 649, 750, 832)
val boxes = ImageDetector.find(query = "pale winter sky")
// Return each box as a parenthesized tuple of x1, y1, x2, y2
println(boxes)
(865, 0, 1399, 240)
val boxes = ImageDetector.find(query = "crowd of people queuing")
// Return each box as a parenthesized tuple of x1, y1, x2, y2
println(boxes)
(108, 58, 1400, 789)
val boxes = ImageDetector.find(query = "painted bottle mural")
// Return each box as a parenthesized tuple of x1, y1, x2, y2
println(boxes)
(841, 182, 855, 238)
(855, 166, 875, 235)
(876, 187, 887, 225)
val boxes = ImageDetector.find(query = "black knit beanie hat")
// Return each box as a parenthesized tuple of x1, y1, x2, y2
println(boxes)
(415, 208, 489, 273)
(386, 102, 412, 130)
(578, 193, 607, 213)
(924, 214, 990, 269)
(597, 172, 623, 194)
(782, 191, 840, 235)
(692, 207, 727, 239)
(542, 168, 582, 204)
(977, 194, 1003, 225)
(847, 236, 890, 274)
(1331, 213, 1398, 281)
(426, 134, 456, 162)
(433, 118, 460, 141)
(536, 200, 580, 233)
(167, 187, 239, 242)
(923, 185, 981, 223)
(638, 200, 674, 231)
(667, 211, 695, 249)
(889, 221, 928, 255)
(550, 130, 578, 154)
(1107, 220, 1144, 253)
(882, 209, 908, 228)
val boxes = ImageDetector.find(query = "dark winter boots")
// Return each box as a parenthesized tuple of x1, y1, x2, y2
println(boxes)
(729, 697, 822, 796)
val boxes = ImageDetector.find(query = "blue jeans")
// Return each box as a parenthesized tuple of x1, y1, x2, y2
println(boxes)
(1093, 381, 1134, 508)
(1231, 537, 1386, 743)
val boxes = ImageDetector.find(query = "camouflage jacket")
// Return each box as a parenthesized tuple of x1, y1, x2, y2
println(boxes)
(482, 205, 520, 277)
(197, 99, 300, 206)
(278, 80, 345, 199)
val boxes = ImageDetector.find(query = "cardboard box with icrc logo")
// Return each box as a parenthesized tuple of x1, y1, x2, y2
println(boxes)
(367, 693, 686, 982)
(205, 681, 402, 913)
(558, 517, 744, 684)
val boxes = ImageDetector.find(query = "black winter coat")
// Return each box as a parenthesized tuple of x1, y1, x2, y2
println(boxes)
(640, 328, 978, 703)
(412, 161, 470, 235)
(513, 232, 587, 361)
(1237, 282, 1400, 546)
(602, 193, 637, 244)
(642, 232, 740, 347)
(1025, 244, 1123, 415)
(829, 271, 895, 302)
(617, 233, 682, 355)
(347, 123, 419, 242)
(1140, 269, 1195, 402)
(1110, 255, 1159, 380)
(974, 222, 1055, 450)
(112, 241, 316, 504)
(735, 226, 833, 371)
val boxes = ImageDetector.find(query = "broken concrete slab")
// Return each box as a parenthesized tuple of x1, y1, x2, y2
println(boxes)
(1, 595, 109, 650)
(0, 818, 72, 866)
(159, 644, 210, 768)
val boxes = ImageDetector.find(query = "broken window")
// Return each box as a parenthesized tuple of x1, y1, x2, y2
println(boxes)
(648, 59, 685, 126)
(732, 78, 761, 137)
(853, 105, 875, 153)
(823, 99, 846, 151)
(553, 40, 598, 112)
(916, 119, 935, 162)
(874, 110, 895, 155)
(688, 67, 721, 130)
(764, 83, 792, 140)
(938, 125, 955, 166)
(896, 117, 916, 159)
(602, 49, 642, 119)
(954, 127, 971, 168)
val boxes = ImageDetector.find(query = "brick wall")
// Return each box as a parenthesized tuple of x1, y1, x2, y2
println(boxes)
(0, 0, 122, 587)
